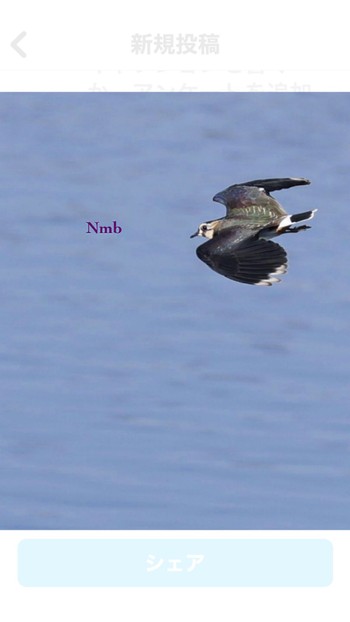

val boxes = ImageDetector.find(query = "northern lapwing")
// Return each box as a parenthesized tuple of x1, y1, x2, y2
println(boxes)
(191, 177, 316, 286)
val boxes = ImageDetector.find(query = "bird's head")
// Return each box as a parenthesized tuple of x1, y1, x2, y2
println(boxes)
(190, 220, 219, 240)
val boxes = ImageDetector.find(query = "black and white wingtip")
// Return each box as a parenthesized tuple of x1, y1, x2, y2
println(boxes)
(255, 261, 288, 286)
(238, 177, 311, 194)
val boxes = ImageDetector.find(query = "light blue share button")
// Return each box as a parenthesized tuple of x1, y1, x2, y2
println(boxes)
(18, 538, 332, 587)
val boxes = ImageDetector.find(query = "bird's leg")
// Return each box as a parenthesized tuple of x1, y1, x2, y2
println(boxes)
(284, 225, 311, 233)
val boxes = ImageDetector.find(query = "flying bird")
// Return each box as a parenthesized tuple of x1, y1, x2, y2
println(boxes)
(191, 177, 316, 286)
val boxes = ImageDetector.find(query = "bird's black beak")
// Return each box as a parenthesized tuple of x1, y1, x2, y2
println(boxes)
(190, 231, 199, 238)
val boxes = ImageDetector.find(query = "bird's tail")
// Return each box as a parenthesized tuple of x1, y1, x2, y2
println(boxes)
(276, 209, 317, 232)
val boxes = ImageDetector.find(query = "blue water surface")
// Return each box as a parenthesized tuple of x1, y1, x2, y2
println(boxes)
(0, 93, 349, 529)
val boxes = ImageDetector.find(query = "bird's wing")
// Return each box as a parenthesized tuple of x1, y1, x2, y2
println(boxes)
(196, 231, 288, 286)
(213, 177, 310, 219)
(235, 177, 310, 194)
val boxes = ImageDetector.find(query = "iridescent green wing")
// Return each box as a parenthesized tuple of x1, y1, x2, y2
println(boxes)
(213, 177, 310, 222)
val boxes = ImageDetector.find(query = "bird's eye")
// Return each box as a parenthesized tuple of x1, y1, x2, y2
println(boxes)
(202, 225, 208, 231)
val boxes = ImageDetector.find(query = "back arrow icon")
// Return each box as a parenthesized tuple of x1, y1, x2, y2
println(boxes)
(11, 31, 27, 58)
